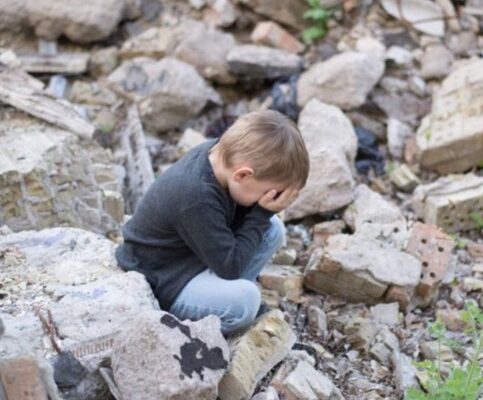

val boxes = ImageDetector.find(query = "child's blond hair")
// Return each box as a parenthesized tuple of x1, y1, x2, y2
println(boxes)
(210, 110, 309, 188)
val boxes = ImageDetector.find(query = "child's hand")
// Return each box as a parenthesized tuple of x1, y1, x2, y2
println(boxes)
(258, 187, 299, 212)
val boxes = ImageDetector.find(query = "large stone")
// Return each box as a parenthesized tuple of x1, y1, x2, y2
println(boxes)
(111, 311, 229, 400)
(174, 20, 237, 84)
(107, 57, 221, 132)
(283, 99, 357, 220)
(218, 310, 296, 400)
(0, 0, 131, 43)
(0, 111, 124, 234)
(304, 233, 422, 303)
(227, 45, 302, 79)
(0, 227, 160, 400)
(297, 50, 385, 109)
(236, 0, 307, 30)
(412, 173, 483, 233)
(415, 59, 483, 174)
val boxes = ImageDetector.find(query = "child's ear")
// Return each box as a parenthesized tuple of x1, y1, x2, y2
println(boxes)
(233, 167, 254, 182)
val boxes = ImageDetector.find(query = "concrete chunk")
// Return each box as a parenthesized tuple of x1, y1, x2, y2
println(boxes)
(218, 310, 296, 400)
(412, 173, 483, 233)
(258, 264, 304, 302)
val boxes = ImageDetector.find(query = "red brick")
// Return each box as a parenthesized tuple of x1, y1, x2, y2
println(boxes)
(405, 222, 454, 299)
(251, 21, 304, 54)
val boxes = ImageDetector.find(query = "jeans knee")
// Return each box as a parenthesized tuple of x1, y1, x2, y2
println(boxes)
(221, 280, 261, 335)
(267, 216, 286, 251)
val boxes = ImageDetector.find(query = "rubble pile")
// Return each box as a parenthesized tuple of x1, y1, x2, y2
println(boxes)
(0, 0, 482, 399)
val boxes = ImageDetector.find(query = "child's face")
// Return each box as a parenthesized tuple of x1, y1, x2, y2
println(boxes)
(227, 168, 287, 207)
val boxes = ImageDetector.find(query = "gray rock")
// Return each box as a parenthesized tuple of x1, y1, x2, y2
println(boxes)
(297, 50, 385, 109)
(112, 310, 229, 400)
(107, 57, 221, 132)
(387, 118, 413, 159)
(392, 351, 419, 394)
(369, 327, 400, 364)
(420, 45, 453, 80)
(227, 45, 302, 79)
(370, 303, 400, 326)
(0, 0, 130, 43)
(283, 99, 357, 220)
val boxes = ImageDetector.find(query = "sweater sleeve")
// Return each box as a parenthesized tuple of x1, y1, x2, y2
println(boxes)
(175, 201, 275, 279)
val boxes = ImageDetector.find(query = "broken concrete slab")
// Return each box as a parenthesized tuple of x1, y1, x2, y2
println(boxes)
(297, 50, 385, 109)
(0, 69, 95, 139)
(412, 173, 483, 233)
(380, 0, 445, 36)
(272, 360, 343, 400)
(107, 57, 221, 132)
(118, 106, 155, 213)
(405, 222, 454, 299)
(251, 21, 304, 54)
(304, 233, 422, 304)
(19, 52, 90, 75)
(218, 310, 296, 400)
(415, 59, 483, 174)
(389, 164, 421, 192)
(0, 0, 130, 43)
(0, 111, 124, 234)
(258, 264, 304, 303)
(227, 45, 302, 79)
(112, 310, 229, 400)
(283, 99, 357, 220)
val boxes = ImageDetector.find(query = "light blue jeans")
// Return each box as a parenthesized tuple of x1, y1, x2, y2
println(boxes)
(169, 215, 286, 336)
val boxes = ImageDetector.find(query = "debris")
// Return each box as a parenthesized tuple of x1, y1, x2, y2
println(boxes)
(420, 45, 453, 80)
(307, 305, 328, 338)
(112, 311, 229, 400)
(412, 173, 483, 233)
(354, 126, 385, 176)
(251, 21, 304, 54)
(0, 69, 95, 139)
(304, 233, 421, 304)
(107, 57, 221, 132)
(415, 59, 483, 174)
(389, 164, 421, 192)
(258, 264, 304, 303)
(312, 220, 346, 246)
(237, 0, 307, 30)
(387, 118, 413, 159)
(227, 44, 302, 79)
(405, 222, 454, 299)
(272, 248, 297, 266)
(297, 50, 385, 110)
(370, 303, 400, 326)
(178, 128, 208, 156)
(283, 99, 357, 220)
(218, 310, 296, 400)
(380, 0, 445, 36)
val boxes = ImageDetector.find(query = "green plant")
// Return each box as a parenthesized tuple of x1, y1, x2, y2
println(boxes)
(302, 0, 336, 44)
(469, 212, 483, 230)
(450, 233, 467, 250)
(406, 301, 483, 400)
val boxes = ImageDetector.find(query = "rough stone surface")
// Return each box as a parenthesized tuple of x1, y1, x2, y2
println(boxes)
(0, 0, 130, 43)
(389, 164, 421, 192)
(412, 173, 483, 233)
(120, 26, 178, 59)
(218, 310, 296, 400)
(304, 233, 422, 303)
(387, 118, 413, 159)
(174, 20, 237, 84)
(283, 99, 357, 220)
(112, 310, 229, 400)
(227, 45, 302, 79)
(0, 110, 124, 234)
(297, 51, 385, 109)
(415, 59, 483, 174)
(420, 45, 453, 80)
(405, 222, 454, 299)
(370, 303, 400, 326)
(107, 57, 221, 132)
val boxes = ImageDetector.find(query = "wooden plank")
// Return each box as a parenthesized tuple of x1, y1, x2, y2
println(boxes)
(0, 68, 95, 139)
(0, 356, 48, 400)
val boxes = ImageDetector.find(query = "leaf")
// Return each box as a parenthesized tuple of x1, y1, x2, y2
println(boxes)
(302, 26, 326, 43)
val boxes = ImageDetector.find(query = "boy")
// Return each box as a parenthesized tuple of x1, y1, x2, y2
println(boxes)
(115, 110, 309, 335)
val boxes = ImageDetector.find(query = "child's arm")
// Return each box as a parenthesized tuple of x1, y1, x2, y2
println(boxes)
(175, 201, 274, 279)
